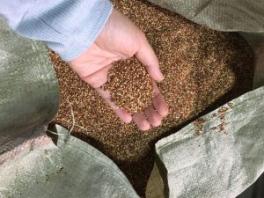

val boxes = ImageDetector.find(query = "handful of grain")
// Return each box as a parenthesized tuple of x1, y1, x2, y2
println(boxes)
(105, 58, 153, 113)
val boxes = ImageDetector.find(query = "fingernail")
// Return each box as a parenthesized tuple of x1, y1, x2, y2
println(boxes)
(157, 72, 165, 81)
(141, 122, 151, 131)
(124, 116, 132, 124)
(160, 108, 169, 117)
(152, 120, 162, 127)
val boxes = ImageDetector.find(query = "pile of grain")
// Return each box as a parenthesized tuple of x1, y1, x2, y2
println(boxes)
(51, 0, 254, 196)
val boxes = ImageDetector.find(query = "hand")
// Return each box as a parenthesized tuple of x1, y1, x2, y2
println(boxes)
(69, 9, 169, 131)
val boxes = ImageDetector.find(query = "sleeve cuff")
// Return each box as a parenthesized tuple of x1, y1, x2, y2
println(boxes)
(48, 1, 113, 61)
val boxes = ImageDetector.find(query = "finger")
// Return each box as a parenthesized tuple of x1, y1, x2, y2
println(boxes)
(152, 83, 169, 117)
(133, 112, 151, 131)
(96, 88, 132, 123)
(115, 108, 133, 124)
(81, 65, 112, 88)
(145, 105, 162, 127)
(135, 35, 164, 82)
(153, 94, 169, 117)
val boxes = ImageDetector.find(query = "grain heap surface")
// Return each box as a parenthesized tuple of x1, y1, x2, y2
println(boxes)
(51, 0, 254, 196)
(106, 58, 153, 113)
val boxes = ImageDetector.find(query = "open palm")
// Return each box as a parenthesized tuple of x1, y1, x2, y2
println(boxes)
(69, 9, 168, 131)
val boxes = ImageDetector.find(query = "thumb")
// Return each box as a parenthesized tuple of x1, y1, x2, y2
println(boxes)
(136, 35, 164, 82)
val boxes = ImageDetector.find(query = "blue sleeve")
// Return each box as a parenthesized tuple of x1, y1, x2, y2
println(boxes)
(0, 0, 113, 61)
